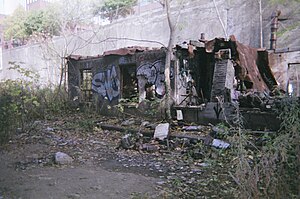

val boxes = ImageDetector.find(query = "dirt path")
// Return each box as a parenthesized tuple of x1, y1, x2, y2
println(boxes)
(0, 114, 238, 199)
(0, 155, 159, 199)
(0, 143, 163, 199)
(0, 145, 162, 199)
(0, 115, 166, 199)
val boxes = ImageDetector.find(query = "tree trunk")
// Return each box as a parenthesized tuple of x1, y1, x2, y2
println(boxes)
(54, 56, 65, 100)
(57, 61, 64, 93)
(164, 0, 174, 120)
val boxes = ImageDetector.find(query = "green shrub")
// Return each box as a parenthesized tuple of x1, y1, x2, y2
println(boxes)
(0, 79, 41, 143)
(36, 86, 69, 116)
(230, 97, 300, 198)
(0, 62, 70, 144)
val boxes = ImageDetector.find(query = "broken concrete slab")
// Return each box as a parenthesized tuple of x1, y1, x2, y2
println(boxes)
(154, 123, 169, 140)
(54, 152, 73, 165)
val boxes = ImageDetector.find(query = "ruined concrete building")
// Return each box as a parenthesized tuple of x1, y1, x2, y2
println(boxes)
(67, 34, 300, 130)
(67, 46, 166, 105)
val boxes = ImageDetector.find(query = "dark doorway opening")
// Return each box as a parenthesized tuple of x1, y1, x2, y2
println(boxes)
(120, 65, 138, 100)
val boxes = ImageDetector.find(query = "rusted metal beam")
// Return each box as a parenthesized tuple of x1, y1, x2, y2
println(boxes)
(270, 10, 281, 50)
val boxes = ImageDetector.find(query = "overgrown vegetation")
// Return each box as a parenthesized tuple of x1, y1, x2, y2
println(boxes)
(2, 6, 60, 41)
(92, 0, 137, 22)
(0, 63, 69, 144)
(0, 0, 139, 42)
(1, 0, 95, 42)
(1, 66, 299, 198)
(277, 21, 300, 38)
(226, 98, 300, 198)
(1, 63, 299, 197)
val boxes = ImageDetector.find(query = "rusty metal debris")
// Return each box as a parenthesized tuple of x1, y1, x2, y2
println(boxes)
(103, 46, 149, 56)
(67, 46, 157, 61)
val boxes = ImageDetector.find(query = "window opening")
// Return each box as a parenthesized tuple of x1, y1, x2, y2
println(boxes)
(80, 69, 93, 101)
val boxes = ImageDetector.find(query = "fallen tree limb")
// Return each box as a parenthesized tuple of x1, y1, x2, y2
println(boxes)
(99, 124, 211, 143)
(99, 124, 153, 137)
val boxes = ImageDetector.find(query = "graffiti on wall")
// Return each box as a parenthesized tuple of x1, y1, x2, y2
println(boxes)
(92, 65, 120, 101)
(137, 60, 173, 97)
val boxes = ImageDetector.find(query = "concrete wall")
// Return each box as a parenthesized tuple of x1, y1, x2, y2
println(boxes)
(269, 49, 300, 91)
(0, 0, 291, 85)
(0, 42, 61, 85)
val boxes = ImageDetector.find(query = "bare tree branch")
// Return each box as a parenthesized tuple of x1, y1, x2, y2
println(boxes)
(213, 0, 228, 38)
(73, 35, 167, 48)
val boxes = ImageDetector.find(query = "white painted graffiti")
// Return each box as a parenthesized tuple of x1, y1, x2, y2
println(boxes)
(137, 60, 172, 97)
(92, 65, 120, 101)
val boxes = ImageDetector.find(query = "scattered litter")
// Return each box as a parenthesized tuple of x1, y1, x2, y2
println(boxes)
(141, 143, 159, 152)
(211, 126, 226, 134)
(182, 125, 203, 131)
(198, 162, 210, 167)
(121, 118, 135, 126)
(156, 181, 165, 185)
(211, 139, 230, 149)
(176, 110, 183, 120)
(90, 140, 105, 145)
(46, 127, 54, 132)
(141, 121, 150, 127)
